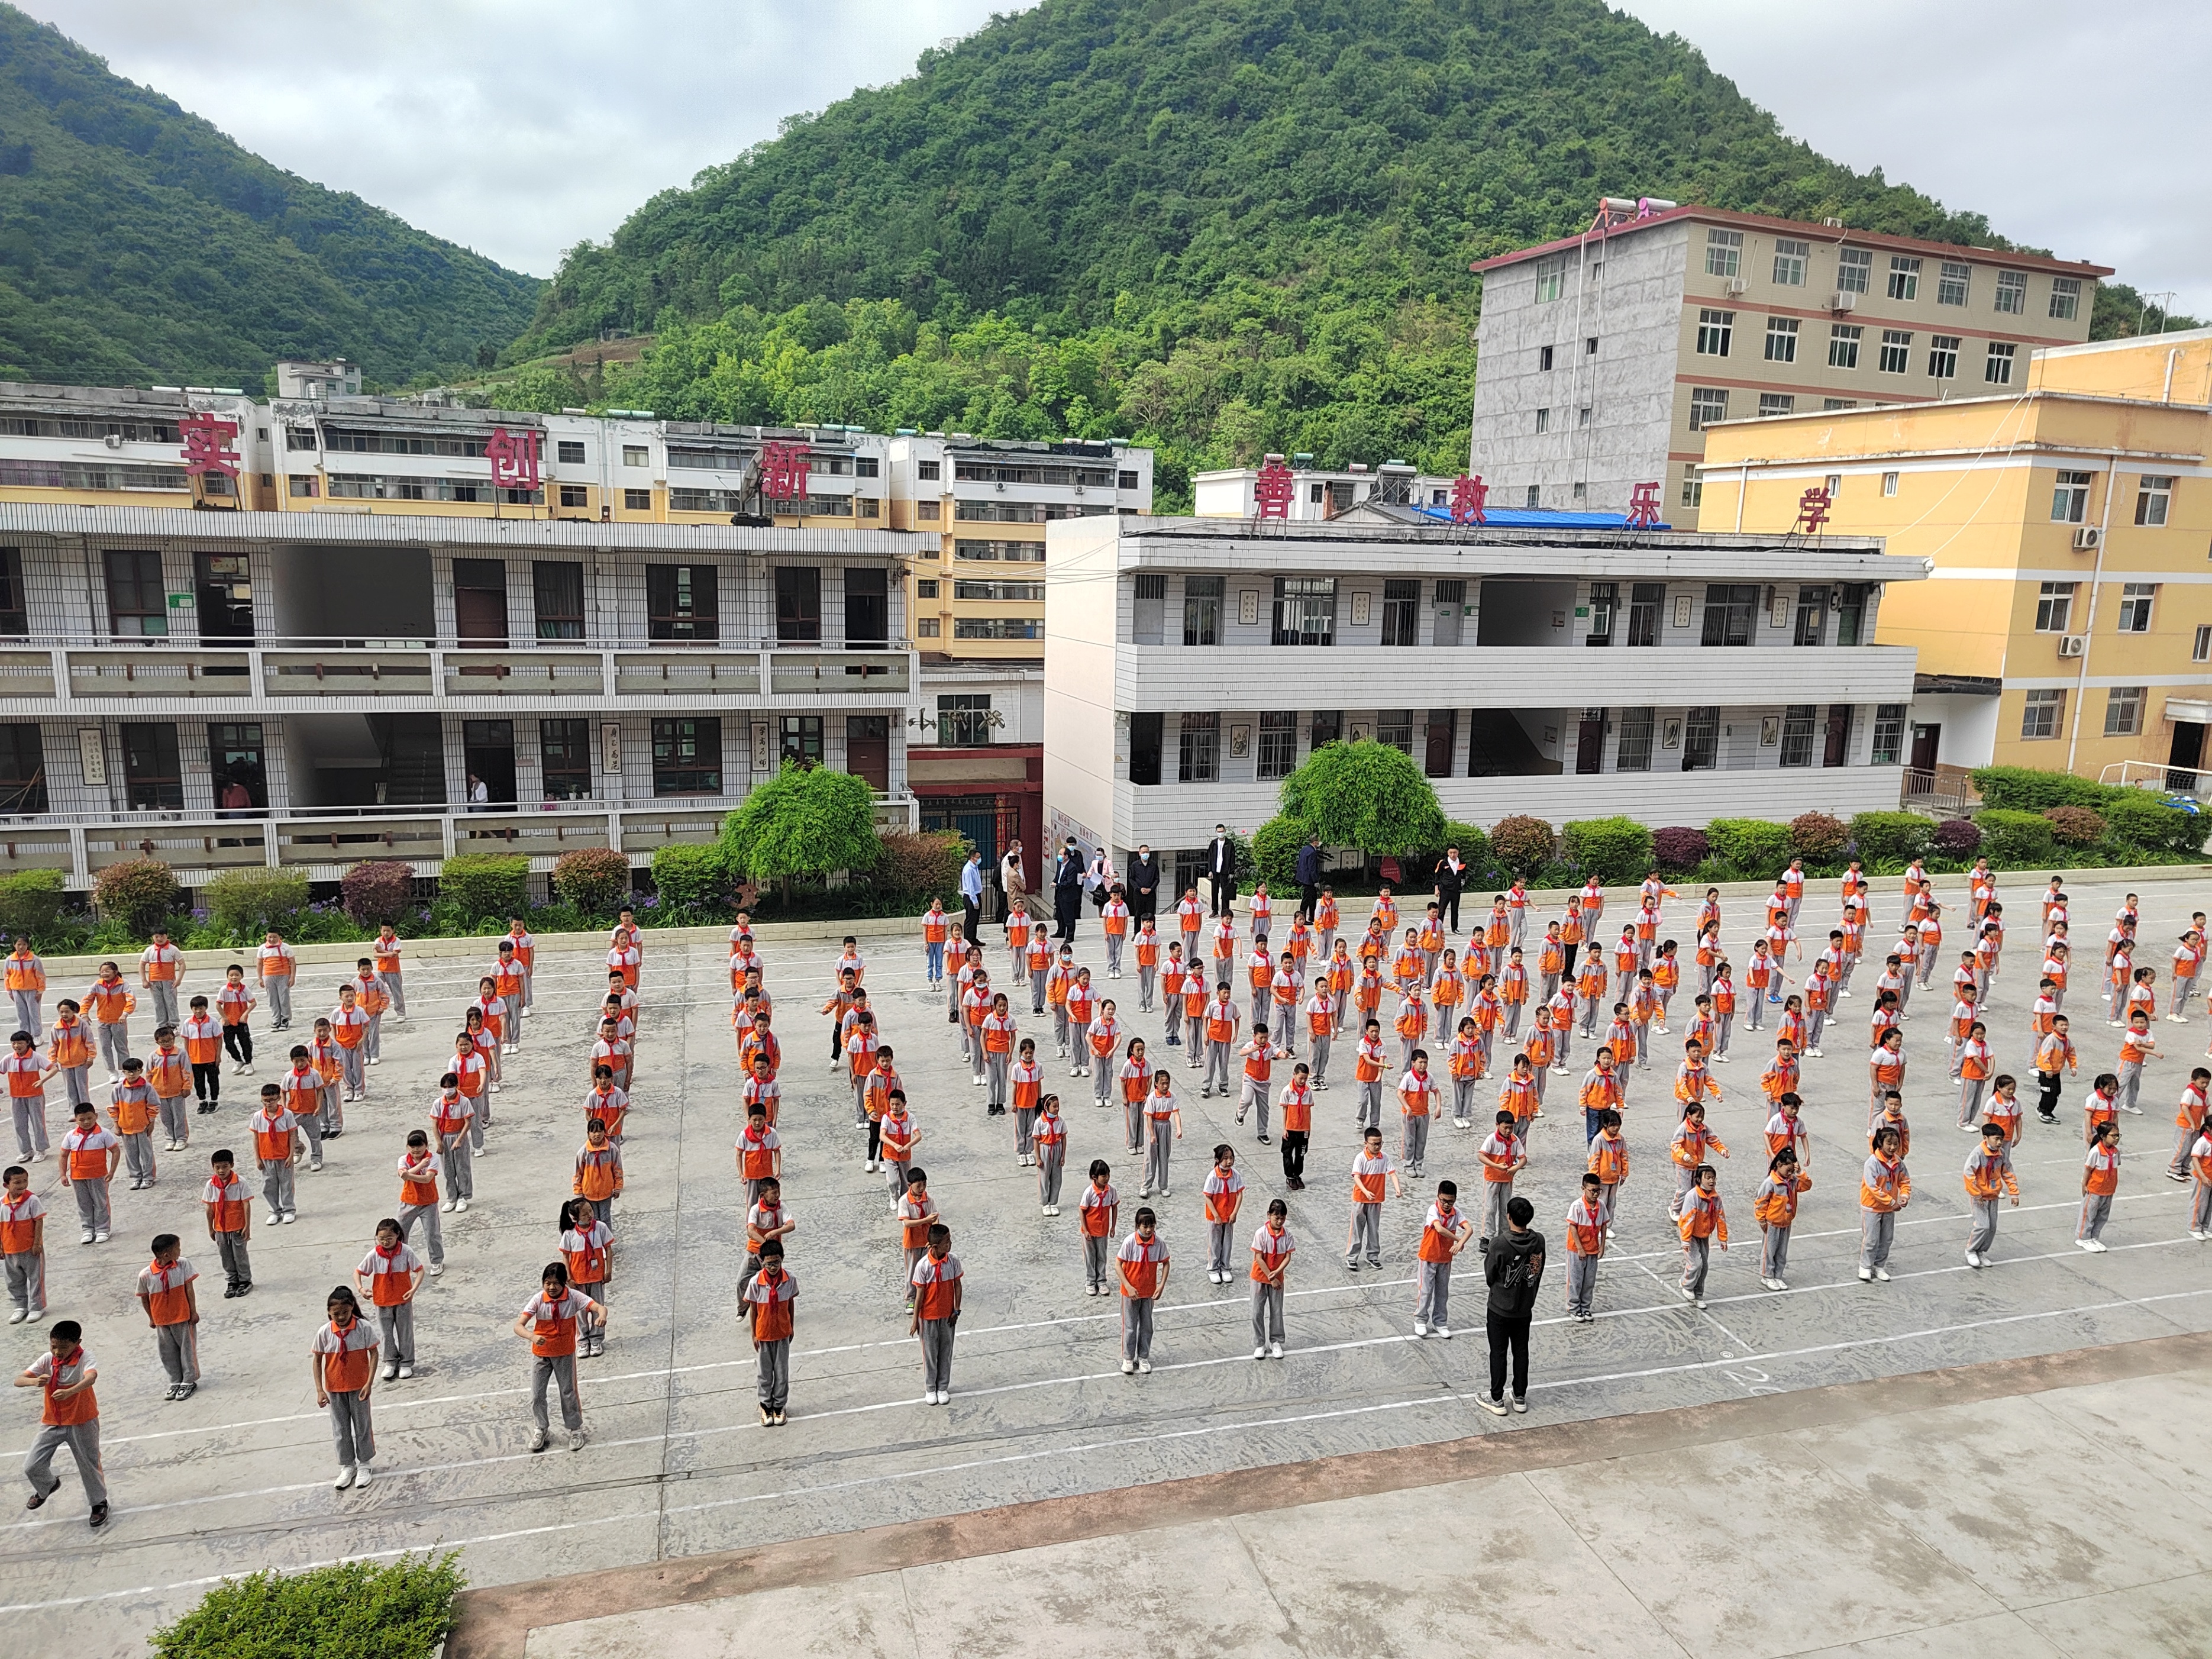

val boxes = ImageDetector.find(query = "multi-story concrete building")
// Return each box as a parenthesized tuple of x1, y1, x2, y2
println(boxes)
(1698, 328, 2212, 791)
(1044, 511, 1928, 872)
(909, 659, 1045, 874)
(1467, 201, 2110, 528)
(1194, 459, 1452, 519)
(887, 433, 1151, 659)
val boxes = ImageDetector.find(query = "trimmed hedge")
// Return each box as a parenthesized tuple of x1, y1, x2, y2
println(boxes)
(2104, 791, 2203, 856)
(1849, 811, 1934, 864)
(1974, 807, 2057, 866)
(553, 847, 634, 915)
(438, 853, 530, 922)
(1970, 766, 2112, 812)
(1789, 811, 1848, 860)
(1652, 826, 1708, 874)
(1707, 818, 1794, 879)
(204, 868, 310, 937)
(1562, 816, 1652, 886)
(650, 842, 734, 911)
(0, 869, 66, 941)
(868, 828, 969, 900)
(340, 860, 416, 928)
(150, 1552, 463, 1659)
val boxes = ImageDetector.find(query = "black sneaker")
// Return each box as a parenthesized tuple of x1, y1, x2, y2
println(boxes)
(89, 1502, 108, 1529)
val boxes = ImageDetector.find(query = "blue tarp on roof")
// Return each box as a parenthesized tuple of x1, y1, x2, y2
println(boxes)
(1407, 504, 1673, 531)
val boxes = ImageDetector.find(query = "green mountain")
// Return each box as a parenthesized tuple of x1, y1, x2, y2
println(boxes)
(501, 0, 2029, 501)
(0, 4, 539, 389)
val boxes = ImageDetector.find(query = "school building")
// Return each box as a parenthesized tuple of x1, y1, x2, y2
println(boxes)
(1466, 198, 2110, 529)
(1697, 328, 2212, 793)
(1042, 509, 1929, 879)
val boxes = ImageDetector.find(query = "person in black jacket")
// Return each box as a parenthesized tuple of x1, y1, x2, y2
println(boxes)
(1433, 846, 1468, 935)
(1052, 839, 1085, 941)
(1480, 1196, 1545, 1415)
(1295, 834, 1325, 922)
(1126, 844, 1161, 928)
(1206, 825, 1238, 916)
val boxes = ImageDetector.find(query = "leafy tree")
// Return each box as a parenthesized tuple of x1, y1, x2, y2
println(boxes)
(722, 763, 882, 900)
(1278, 740, 1442, 855)
(1251, 813, 1313, 892)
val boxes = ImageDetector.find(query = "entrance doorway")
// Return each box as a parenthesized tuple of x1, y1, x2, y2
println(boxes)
(2169, 720, 2204, 792)
(1575, 709, 1606, 775)
(463, 719, 517, 808)
(845, 715, 890, 789)
(1909, 724, 1940, 774)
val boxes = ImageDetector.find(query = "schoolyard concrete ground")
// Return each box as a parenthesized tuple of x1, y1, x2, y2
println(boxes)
(3, 872, 2210, 1654)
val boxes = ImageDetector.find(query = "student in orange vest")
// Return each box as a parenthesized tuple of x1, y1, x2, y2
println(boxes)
(2077, 1120, 2121, 1251)
(879, 1093, 919, 1216)
(1398, 1050, 1439, 1179)
(256, 931, 296, 1032)
(492, 941, 527, 1054)
(745, 1238, 797, 1426)
(1007, 903, 1034, 990)
(309, 1018, 346, 1135)
(1677, 1163, 1727, 1307)
(1115, 1208, 1168, 1374)
(4, 1160, 48, 1319)
(20, 1318, 107, 1525)
(1587, 1108, 1628, 1234)
(59, 1101, 118, 1244)
(741, 1175, 793, 1301)
(1754, 1148, 1811, 1290)
(1669, 1101, 1729, 1219)
(1858, 1124, 1910, 1282)
(46, 999, 92, 1112)
(1562, 1171, 1608, 1321)
(1134, 916, 1161, 1012)
(1476, 1108, 1525, 1248)
(249, 1083, 302, 1225)
(921, 898, 950, 987)
(559, 1198, 614, 1358)
(1202, 1144, 1245, 1282)
(2167, 1066, 2211, 1181)
(1034, 1090, 1068, 1213)
(395, 1129, 443, 1275)
(108, 1058, 157, 1190)
(1009, 1037, 1045, 1164)
(1084, 994, 1121, 1106)
(515, 1261, 602, 1451)
(135, 1231, 201, 1399)
(910, 1223, 963, 1403)
(5, 938, 46, 1038)
(1078, 1158, 1119, 1292)
(372, 925, 407, 1021)
(310, 1286, 383, 1490)
(1141, 1067, 1183, 1196)
(1346, 1125, 1400, 1270)
(431, 1073, 474, 1212)
(1236, 1028, 1283, 1142)
(329, 985, 369, 1103)
(181, 996, 223, 1114)
(354, 1217, 425, 1381)
(215, 963, 257, 1077)
(737, 1102, 781, 1206)
(82, 961, 134, 1086)
(148, 1025, 191, 1152)
(347, 961, 390, 1066)
(140, 930, 183, 1029)
(572, 1116, 622, 1242)
(1413, 1178, 1474, 1338)
(2188, 1116, 2212, 1238)
(201, 1148, 251, 1297)
(1101, 885, 1131, 978)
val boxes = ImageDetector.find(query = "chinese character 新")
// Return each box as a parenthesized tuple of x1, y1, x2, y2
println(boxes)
(1794, 486, 1832, 534)
(761, 440, 811, 503)
(1448, 473, 1488, 525)
(177, 413, 240, 477)
(1625, 480, 1663, 528)
(486, 427, 541, 491)
(1253, 456, 1295, 520)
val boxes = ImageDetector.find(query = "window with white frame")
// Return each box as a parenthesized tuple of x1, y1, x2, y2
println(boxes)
(1534, 408, 1550, 434)
(1995, 270, 2027, 315)
(2034, 580, 2077, 632)
(2049, 277, 2081, 321)
(2021, 688, 2065, 740)
(1578, 406, 1591, 427)
(1535, 263, 1564, 303)
(1871, 703, 1907, 764)
(2135, 475, 2174, 526)
(1879, 329, 1912, 373)
(1539, 344, 1554, 371)
(1525, 485, 1540, 508)
(1772, 238, 1808, 286)
(2104, 685, 2146, 737)
(1764, 316, 1798, 362)
(1882, 471, 1899, 496)
(1681, 476, 1703, 508)
(1823, 398, 1857, 410)
(1758, 393, 1796, 417)
(1704, 228, 1742, 278)
(2052, 469, 2092, 522)
(1937, 262, 1971, 306)
(2195, 623, 2211, 663)
(1696, 309, 1734, 356)
(1688, 388, 1729, 430)
(1887, 256, 1921, 301)
(1985, 341, 2017, 385)
(1255, 711, 1297, 780)
(1927, 335, 1959, 379)
(1836, 247, 1872, 293)
(2117, 582, 2157, 632)
(1829, 324, 1862, 369)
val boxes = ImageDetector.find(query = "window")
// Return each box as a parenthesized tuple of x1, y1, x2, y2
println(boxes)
(1534, 408, 1551, 434)
(1700, 583, 1758, 647)
(1794, 585, 1828, 646)
(2052, 470, 2092, 523)
(935, 694, 994, 747)
(1380, 579, 1422, 646)
(1688, 388, 1729, 431)
(120, 722, 182, 809)
(1177, 712, 1219, 783)
(953, 540, 1044, 563)
(1764, 317, 1798, 362)
(195, 553, 254, 640)
(1680, 477, 1703, 508)
(1927, 335, 1959, 380)
(288, 475, 319, 498)
(1758, 394, 1796, 417)
(1887, 257, 1921, 301)
(1539, 345, 1554, 371)
(1535, 262, 1564, 303)
(776, 714, 821, 767)
(2105, 685, 2146, 737)
(0, 724, 46, 813)
(853, 456, 879, 479)
(1627, 582, 1664, 646)
(2021, 688, 2065, 740)
(1881, 472, 1899, 497)
(1985, 341, 2016, 385)
(2135, 476, 2174, 527)
(1780, 704, 1817, 767)
(1695, 309, 1733, 356)
(1879, 330, 1912, 373)
(558, 484, 587, 508)
(1585, 581, 1616, 646)
(1256, 711, 1297, 781)
(1585, 336, 1599, 354)
(557, 440, 586, 465)
(1836, 582, 1871, 645)
(540, 718, 592, 801)
(1937, 262, 1971, 306)
(1772, 238, 1808, 286)
(647, 563, 718, 641)
(1823, 399, 1858, 411)
(918, 459, 941, 482)
(622, 446, 648, 467)
(1309, 711, 1341, 750)
(954, 580, 1044, 602)
(1376, 710, 1415, 755)
(1829, 324, 1862, 369)
(1681, 706, 1719, 771)
(1704, 229, 1742, 278)
(1271, 576, 1336, 646)
(532, 561, 586, 641)
(622, 488, 651, 511)
(2049, 277, 2081, 321)
(1118, 469, 1139, 490)
(285, 427, 317, 451)
(104, 548, 168, 637)
(1577, 406, 1591, 428)
(2117, 582, 2158, 632)
(915, 617, 940, 638)
(0, 548, 23, 638)
(774, 566, 822, 642)
(2035, 581, 2077, 632)
(951, 617, 1043, 640)
(1870, 703, 1907, 764)
(2197, 624, 2211, 664)
(1521, 485, 1538, 508)
(1614, 706, 1655, 772)
(1572, 482, 1587, 502)
(916, 579, 939, 599)
(1183, 574, 1222, 645)
(1130, 572, 1165, 644)
(1128, 712, 1162, 785)
(1995, 270, 2027, 315)
(1836, 247, 1872, 293)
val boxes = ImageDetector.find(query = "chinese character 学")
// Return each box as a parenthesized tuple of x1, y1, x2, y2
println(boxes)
(1794, 486, 1832, 534)
(177, 413, 240, 478)
(761, 440, 811, 503)
(1625, 480, 1663, 528)
(1252, 456, 1295, 520)
(486, 427, 541, 491)
(1448, 473, 1487, 525)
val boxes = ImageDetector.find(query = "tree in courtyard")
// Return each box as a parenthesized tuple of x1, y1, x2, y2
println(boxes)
(721, 763, 882, 902)
(1277, 738, 1445, 856)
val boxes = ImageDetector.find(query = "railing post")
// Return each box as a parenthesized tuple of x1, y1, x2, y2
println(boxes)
(67, 825, 88, 890)
(50, 648, 70, 709)
(247, 647, 267, 701)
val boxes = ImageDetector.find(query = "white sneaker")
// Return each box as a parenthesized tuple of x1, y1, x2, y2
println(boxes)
(1413, 1319, 1428, 1336)
(570, 1427, 589, 1450)
(267, 1211, 283, 1225)
(456, 1198, 470, 1212)
(441, 1200, 456, 1212)
(530, 1428, 549, 1452)
(1806, 1048, 1822, 1058)
(6, 1308, 22, 1324)
(2191, 1229, 2207, 1240)
(1858, 1267, 1874, 1282)
(2088, 1238, 2108, 1253)
(1137, 1359, 1152, 1374)
(354, 1463, 373, 1487)
(1873, 1266, 1891, 1280)
(1120, 1359, 1135, 1374)
(429, 1263, 444, 1276)
(1965, 1251, 1982, 1268)
(1254, 1345, 1268, 1360)
(1269, 1341, 1284, 1358)
(398, 1364, 413, 1379)
(334, 1465, 357, 1489)
(502, 1044, 515, 1056)
(1433, 1325, 1451, 1340)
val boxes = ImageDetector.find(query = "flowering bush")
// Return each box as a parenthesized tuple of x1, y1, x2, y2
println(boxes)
(1932, 818, 1982, 857)
(1652, 826, 1708, 874)
(1488, 815, 1555, 877)
(2040, 805, 2106, 847)
(340, 860, 417, 928)
(1788, 811, 1848, 860)
(552, 847, 634, 916)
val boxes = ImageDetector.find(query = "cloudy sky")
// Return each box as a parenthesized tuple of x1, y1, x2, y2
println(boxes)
(22, 0, 2212, 314)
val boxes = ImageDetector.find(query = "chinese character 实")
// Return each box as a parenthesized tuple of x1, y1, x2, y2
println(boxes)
(177, 413, 239, 478)
(1794, 486, 1832, 534)
(1448, 473, 1487, 525)
(1625, 481, 1663, 528)
(1252, 457, 1294, 520)
(761, 441, 810, 502)
(486, 427, 541, 491)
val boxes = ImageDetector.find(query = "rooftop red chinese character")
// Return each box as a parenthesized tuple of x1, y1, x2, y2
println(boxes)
(1448, 472, 1487, 525)
(761, 440, 810, 503)
(1253, 456, 1294, 520)
(486, 426, 541, 491)
(1794, 485, 1832, 534)
(177, 413, 239, 478)
(1625, 480, 1663, 528)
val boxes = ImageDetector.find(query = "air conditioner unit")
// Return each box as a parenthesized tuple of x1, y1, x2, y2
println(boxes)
(1830, 291, 1857, 313)
(2072, 525, 2101, 551)
(2058, 634, 2088, 657)
(1726, 276, 1749, 295)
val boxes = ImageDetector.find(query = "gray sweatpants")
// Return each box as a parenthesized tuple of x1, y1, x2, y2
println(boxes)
(440, 1137, 474, 1201)
(5, 1250, 46, 1313)
(96, 1022, 130, 1077)
(11, 1097, 48, 1157)
(11, 990, 38, 1033)
(156, 1321, 200, 1384)
(1958, 1076, 1988, 1128)
(919, 1318, 955, 1393)
(328, 1388, 374, 1466)
(1309, 1031, 1331, 1086)
(1859, 1209, 1895, 1270)
(55, 1066, 88, 1110)
(148, 982, 179, 1028)
(1038, 1144, 1065, 1207)
(1566, 1251, 1598, 1316)
(756, 1338, 790, 1411)
(1239, 1076, 1270, 1134)
(1348, 1202, 1382, 1265)
(120, 1130, 155, 1183)
(1208, 1219, 1235, 1276)
(1206, 1041, 1233, 1094)
(1120, 1296, 1155, 1361)
(1681, 1234, 1711, 1295)
(1084, 1232, 1111, 1291)
(1357, 1079, 1383, 1131)
(1481, 1180, 1512, 1244)
(1252, 1280, 1285, 1347)
(1415, 1258, 1452, 1326)
(1967, 1199, 1998, 1257)
(157, 1093, 190, 1144)
(2078, 1192, 2113, 1242)
(261, 1158, 295, 1217)
(24, 1419, 105, 1506)
(213, 1229, 251, 1289)
(1145, 1116, 1173, 1193)
(376, 1301, 415, 1367)
(71, 1179, 110, 1235)
(1402, 1113, 1429, 1169)
(1761, 1225, 1792, 1280)
(398, 1200, 444, 1266)
(263, 976, 292, 1028)
(531, 1354, 583, 1431)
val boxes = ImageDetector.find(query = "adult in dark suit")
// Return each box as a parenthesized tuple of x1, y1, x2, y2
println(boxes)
(1127, 844, 1161, 927)
(1052, 838, 1086, 941)
(1206, 824, 1238, 916)
(1295, 834, 1325, 922)
(1433, 845, 1468, 935)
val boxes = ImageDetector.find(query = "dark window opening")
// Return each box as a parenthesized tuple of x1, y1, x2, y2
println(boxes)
(209, 721, 265, 812)
(533, 561, 586, 641)
(453, 559, 508, 646)
(647, 563, 719, 641)
(654, 716, 722, 794)
(1700, 584, 1758, 647)
(540, 718, 592, 801)
(121, 721, 183, 809)
(1381, 579, 1422, 647)
(1681, 706, 1719, 772)
(104, 548, 168, 638)
(0, 724, 44, 813)
(1128, 712, 1163, 786)
(777, 715, 822, 768)
(775, 567, 822, 643)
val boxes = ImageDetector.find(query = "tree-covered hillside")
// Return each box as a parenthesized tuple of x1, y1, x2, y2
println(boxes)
(499, 0, 2019, 498)
(0, 4, 540, 389)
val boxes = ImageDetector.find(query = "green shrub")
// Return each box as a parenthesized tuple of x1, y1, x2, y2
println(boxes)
(1975, 807, 2057, 867)
(722, 764, 882, 898)
(2041, 805, 2106, 847)
(439, 853, 530, 922)
(0, 869, 66, 941)
(1933, 818, 1982, 858)
(93, 857, 180, 935)
(1561, 816, 1652, 886)
(1969, 766, 2113, 812)
(2103, 790, 2205, 857)
(1251, 814, 1312, 893)
(1706, 818, 1793, 878)
(340, 860, 416, 928)
(1488, 815, 1555, 877)
(1849, 811, 1935, 864)
(868, 828, 968, 899)
(552, 847, 633, 915)
(651, 842, 734, 911)
(150, 1552, 464, 1659)
(1789, 811, 1849, 860)
(1280, 740, 1444, 854)
(204, 869, 310, 938)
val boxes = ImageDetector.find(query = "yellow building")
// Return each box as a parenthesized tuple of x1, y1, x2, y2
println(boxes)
(1700, 329, 2212, 789)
